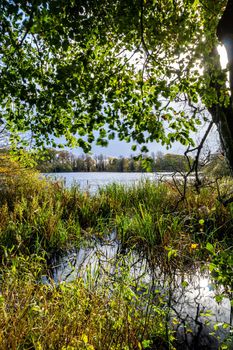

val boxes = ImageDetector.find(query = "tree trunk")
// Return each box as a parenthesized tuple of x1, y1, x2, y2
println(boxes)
(212, 0, 233, 173)
(209, 103, 233, 173)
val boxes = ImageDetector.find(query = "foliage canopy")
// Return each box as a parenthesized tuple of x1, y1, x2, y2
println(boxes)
(0, 1, 230, 156)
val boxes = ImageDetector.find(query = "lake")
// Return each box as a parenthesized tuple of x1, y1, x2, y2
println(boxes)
(49, 233, 232, 349)
(44, 171, 179, 193)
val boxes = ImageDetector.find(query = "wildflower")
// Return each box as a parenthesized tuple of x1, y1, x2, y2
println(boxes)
(190, 243, 198, 250)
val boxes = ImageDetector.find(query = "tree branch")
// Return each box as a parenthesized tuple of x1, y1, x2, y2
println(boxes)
(184, 121, 214, 191)
(19, 3, 35, 47)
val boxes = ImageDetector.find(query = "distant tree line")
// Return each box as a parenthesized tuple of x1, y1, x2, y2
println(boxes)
(36, 149, 192, 173)
(0, 147, 230, 177)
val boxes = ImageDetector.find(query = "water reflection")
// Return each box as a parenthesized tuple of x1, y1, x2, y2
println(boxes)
(49, 234, 232, 349)
(199, 277, 210, 289)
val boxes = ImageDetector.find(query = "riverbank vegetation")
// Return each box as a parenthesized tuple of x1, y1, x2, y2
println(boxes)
(1, 165, 232, 261)
(0, 164, 232, 349)
(34, 148, 232, 178)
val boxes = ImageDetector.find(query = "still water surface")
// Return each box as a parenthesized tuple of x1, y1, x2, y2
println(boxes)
(45, 171, 176, 192)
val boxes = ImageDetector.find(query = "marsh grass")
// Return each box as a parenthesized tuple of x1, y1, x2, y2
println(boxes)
(0, 254, 174, 350)
(0, 170, 233, 264)
(0, 169, 232, 348)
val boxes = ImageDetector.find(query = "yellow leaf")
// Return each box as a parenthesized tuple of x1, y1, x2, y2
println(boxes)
(192, 0, 199, 9)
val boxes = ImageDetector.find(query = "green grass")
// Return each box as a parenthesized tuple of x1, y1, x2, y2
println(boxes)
(0, 170, 232, 348)
(0, 171, 233, 263)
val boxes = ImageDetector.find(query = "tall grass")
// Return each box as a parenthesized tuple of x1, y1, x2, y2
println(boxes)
(0, 170, 233, 263)
(0, 254, 174, 350)
(0, 168, 232, 348)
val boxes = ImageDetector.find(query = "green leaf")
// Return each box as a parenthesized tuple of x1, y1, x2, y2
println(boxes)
(131, 144, 137, 151)
(181, 281, 189, 288)
(215, 295, 224, 303)
(206, 243, 214, 254)
(142, 340, 152, 349)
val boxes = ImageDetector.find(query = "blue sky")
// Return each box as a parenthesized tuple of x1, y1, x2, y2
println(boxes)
(68, 123, 220, 157)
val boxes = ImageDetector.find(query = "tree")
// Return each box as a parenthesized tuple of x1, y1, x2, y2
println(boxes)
(1, 1, 233, 171)
(84, 155, 95, 172)
(155, 153, 190, 172)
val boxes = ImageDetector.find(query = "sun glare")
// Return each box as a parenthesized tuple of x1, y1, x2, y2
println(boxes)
(217, 45, 228, 69)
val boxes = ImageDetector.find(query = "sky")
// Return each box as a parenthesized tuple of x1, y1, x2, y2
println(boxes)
(68, 122, 220, 158)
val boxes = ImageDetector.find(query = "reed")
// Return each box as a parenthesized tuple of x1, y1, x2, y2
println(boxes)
(0, 254, 173, 350)
(0, 170, 232, 348)
(0, 170, 233, 262)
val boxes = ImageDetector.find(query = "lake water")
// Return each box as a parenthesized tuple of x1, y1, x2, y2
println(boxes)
(45, 171, 179, 193)
(43, 171, 232, 348)
(49, 234, 232, 349)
